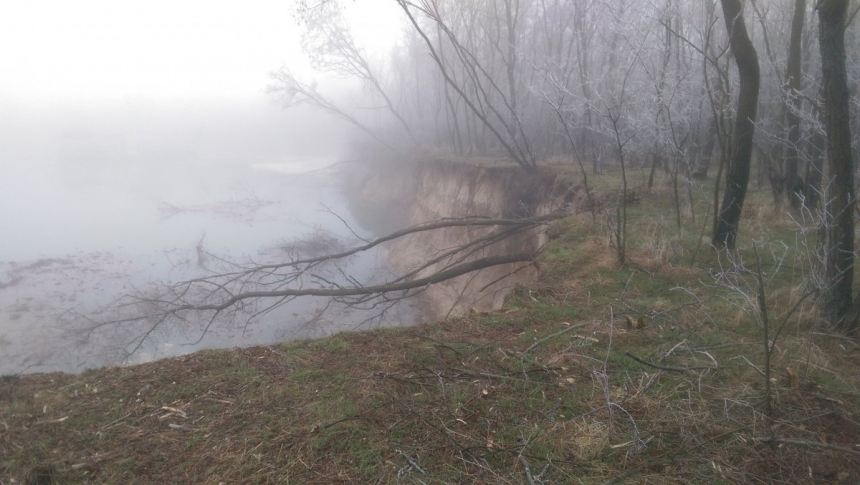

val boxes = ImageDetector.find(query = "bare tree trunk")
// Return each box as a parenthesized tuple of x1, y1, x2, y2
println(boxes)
(785, 0, 806, 207)
(436, 23, 464, 155)
(697, 114, 718, 178)
(574, 3, 597, 173)
(804, 115, 825, 208)
(648, 11, 673, 190)
(503, 0, 520, 131)
(396, 0, 538, 172)
(818, 0, 856, 329)
(712, 0, 760, 249)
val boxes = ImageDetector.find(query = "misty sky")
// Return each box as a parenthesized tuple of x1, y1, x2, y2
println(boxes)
(1, 1, 411, 374)
(0, 0, 401, 101)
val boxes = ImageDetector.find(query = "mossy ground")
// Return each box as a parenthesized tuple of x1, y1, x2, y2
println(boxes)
(3, 167, 860, 483)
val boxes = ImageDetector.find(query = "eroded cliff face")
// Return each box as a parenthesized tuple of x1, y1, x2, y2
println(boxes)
(347, 158, 575, 320)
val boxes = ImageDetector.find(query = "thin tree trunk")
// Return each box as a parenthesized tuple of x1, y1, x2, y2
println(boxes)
(649, 13, 673, 190)
(697, 115, 718, 178)
(504, 0, 519, 134)
(785, 0, 806, 207)
(436, 23, 464, 155)
(574, 5, 597, 173)
(804, 116, 825, 208)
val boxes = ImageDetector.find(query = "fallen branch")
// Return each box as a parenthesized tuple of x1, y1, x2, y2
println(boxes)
(202, 212, 564, 277)
(34, 416, 69, 426)
(81, 212, 564, 358)
(167, 423, 198, 432)
(100, 414, 131, 430)
(164, 253, 536, 313)
(524, 322, 591, 353)
(755, 437, 860, 456)
(625, 352, 715, 373)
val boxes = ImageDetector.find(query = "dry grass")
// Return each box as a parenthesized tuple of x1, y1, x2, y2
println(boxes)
(3, 171, 860, 483)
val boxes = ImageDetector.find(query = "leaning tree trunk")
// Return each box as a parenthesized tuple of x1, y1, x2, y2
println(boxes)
(712, 0, 760, 249)
(818, 0, 856, 330)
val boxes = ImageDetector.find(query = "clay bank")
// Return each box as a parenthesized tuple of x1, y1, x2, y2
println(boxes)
(346, 157, 578, 321)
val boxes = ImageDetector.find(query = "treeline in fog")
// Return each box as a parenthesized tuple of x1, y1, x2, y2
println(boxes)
(271, 0, 858, 188)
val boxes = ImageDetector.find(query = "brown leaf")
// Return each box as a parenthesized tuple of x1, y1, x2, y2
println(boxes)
(786, 366, 799, 389)
(625, 315, 646, 330)
(624, 315, 635, 329)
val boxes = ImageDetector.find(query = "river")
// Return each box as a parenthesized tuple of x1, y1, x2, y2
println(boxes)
(0, 101, 413, 374)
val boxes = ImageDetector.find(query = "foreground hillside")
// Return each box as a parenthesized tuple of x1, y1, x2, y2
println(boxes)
(3, 171, 860, 484)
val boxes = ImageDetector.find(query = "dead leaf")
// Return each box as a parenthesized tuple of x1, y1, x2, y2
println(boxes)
(545, 353, 564, 366)
(625, 315, 646, 330)
(486, 430, 496, 448)
(786, 367, 798, 389)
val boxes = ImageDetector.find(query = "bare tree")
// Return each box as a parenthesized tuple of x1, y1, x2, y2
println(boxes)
(395, 0, 539, 172)
(712, 0, 761, 249)
(269, 3, 417, 149)
(267, 70, 394, 150)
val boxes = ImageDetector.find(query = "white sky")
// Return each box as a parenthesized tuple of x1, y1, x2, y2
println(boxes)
(0, 0, 402, 101)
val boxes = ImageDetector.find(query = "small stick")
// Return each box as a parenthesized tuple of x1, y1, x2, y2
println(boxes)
(620, 271, 636, 298)
(755, 437, 860, 456)
(524, 322, 590, 353)
(518, 454, 536, 485)
(736, 355, 766, 377)
(806, 331, 860, 346)
(660, 339, 688, 361)
(167, 423, 197, 432)
(625, 352, 714, 373)
(34, 416, 68, 425)
(397, 449, 427, 475)
(101, 413, 131, 430)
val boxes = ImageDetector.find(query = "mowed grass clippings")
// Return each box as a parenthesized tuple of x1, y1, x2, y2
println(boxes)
(3, 169, 860, 483)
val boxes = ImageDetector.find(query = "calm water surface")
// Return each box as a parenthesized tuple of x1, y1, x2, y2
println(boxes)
(0, 151, 410, 374)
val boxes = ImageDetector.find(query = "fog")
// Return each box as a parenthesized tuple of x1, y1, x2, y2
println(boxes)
(0, 0, 407, 374)
(0, 96, 416, 374)
(1, 98, 351, 259)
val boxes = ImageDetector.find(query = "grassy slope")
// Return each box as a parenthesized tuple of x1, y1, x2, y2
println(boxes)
(3, 169, 860, 484)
